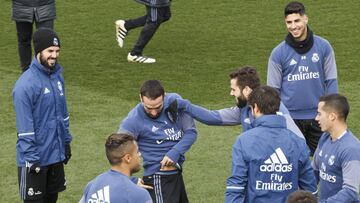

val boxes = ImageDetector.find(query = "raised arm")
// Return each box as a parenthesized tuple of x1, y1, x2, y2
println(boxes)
(177, 98, 241, 126)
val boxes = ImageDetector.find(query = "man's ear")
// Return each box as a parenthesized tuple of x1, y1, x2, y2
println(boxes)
(253, 103, 260, 115)
(123, 154, 131, 164)
(139, 94, 143, 102)
(329, 112, 337, 121)
(243, 86, 253, 98)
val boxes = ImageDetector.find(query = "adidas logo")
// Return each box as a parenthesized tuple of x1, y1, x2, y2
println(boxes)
(89, 185, 110, 203)
(151, 126, 159, 132)
(44, 87, 50, 94)
(260, 148, 292, 172)
(289, 59, 297, 66)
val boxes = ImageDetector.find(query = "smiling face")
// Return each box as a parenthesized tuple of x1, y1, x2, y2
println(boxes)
(141, 95, 164, 119)
(38, 46, 60, 70)
(230, 78, 248, 108)
(285, 13, 308, 41)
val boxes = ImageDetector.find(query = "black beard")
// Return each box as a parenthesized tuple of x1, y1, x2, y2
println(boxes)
(236, 97, 248, 108)
(40, 55, 56, 70)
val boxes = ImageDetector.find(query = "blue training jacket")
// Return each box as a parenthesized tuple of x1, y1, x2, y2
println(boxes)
(12, 57, 72, 167)
(119, 93, 197, 176)
(225, 115, 317, 203)
(80, 169, 153, 203)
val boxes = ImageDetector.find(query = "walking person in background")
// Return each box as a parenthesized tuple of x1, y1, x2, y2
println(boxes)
(12, 0, 57, 71)
(115, 0, 171, 63)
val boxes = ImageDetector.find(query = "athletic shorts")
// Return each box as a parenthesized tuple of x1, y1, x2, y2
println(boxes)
(294, 119, 323, 156)
(18, 162, 66, 201)
(143, 171, 188, 203)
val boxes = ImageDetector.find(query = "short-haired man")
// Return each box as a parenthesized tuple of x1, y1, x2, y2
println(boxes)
(13, 28, 72, 203)
(225, 86, 317, 203)
(176, 66, 304, 139)
(267, 1, 338, 155)
(80, 133, 153, 203)
(118, 80, 197, 203)
(312, 94, 360, 202)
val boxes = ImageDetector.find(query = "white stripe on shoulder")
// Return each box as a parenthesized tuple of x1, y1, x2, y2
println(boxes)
(64, 116, 70, 121)
(18, 132, 35, 137)
(226, 186, 245, 190)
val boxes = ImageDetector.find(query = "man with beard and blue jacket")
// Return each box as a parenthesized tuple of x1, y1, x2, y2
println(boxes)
(13, 28, 72, 203)
(267, 1, 338, 156)
(175, 66, 304, 139)
(118, 80, 197, 203)
(225, 86, 317, 203)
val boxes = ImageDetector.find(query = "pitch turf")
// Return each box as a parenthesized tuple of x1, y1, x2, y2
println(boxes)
(1, 0, 359, 202)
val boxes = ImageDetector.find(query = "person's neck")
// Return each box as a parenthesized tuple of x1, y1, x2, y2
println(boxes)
(111, 165, 130, 177)
(329, 122, 347, 141)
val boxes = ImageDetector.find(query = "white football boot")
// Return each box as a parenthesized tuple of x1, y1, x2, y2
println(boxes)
(115, 20, 127, 47)
(127, 53, 156, 63)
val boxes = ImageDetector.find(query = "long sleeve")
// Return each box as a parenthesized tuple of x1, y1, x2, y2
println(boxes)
(166, 113, 197, 163)
(13, 86, 40, 163)
(225, 139, 247, 203)
(323, 41, 338, 94)
(267, 52, 283, 89)
(298, 142, 318, 193)
(320, 151, 360, 203)
(62, 82, 72, 143)
(177, 98, 241, 126)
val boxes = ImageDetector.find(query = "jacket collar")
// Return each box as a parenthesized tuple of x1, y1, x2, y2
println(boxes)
(251, 114, 286, 129)
(31, 57, 62, 76)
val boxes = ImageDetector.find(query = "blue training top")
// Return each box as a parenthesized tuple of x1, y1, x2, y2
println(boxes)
(80, 169, 152, 203)
(119, 93, 197, 176)
(312, 130, 360, 203)
(267, 35, 338, 119)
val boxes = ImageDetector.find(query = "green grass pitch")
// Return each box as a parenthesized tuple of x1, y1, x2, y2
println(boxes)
(1, 0, 359, 202)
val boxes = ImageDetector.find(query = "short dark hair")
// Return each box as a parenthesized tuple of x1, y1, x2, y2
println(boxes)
(319, 93, 350, 121)
(140, 80, 165, 99)
(285, 1, 306, 17)
(229, 66, 261, 90)
(287, 190, 317, 203)
(248, 86, 280, 115)
(105, 133, 135, 165)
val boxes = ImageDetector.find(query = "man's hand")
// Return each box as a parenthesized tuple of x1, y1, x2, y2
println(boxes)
(165, 100, 178, 123)
(64, 143, 71, 164)
(26, 162, 41, 174)
(137, 178, 153, 189)
(160, 156, 176, 171)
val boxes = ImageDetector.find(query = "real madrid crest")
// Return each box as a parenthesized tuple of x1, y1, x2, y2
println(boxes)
(28, 188, 34, 196)
(328, 155, 335, 166)
(312, 53, 319, 63)
(53, 37, 59, 46)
